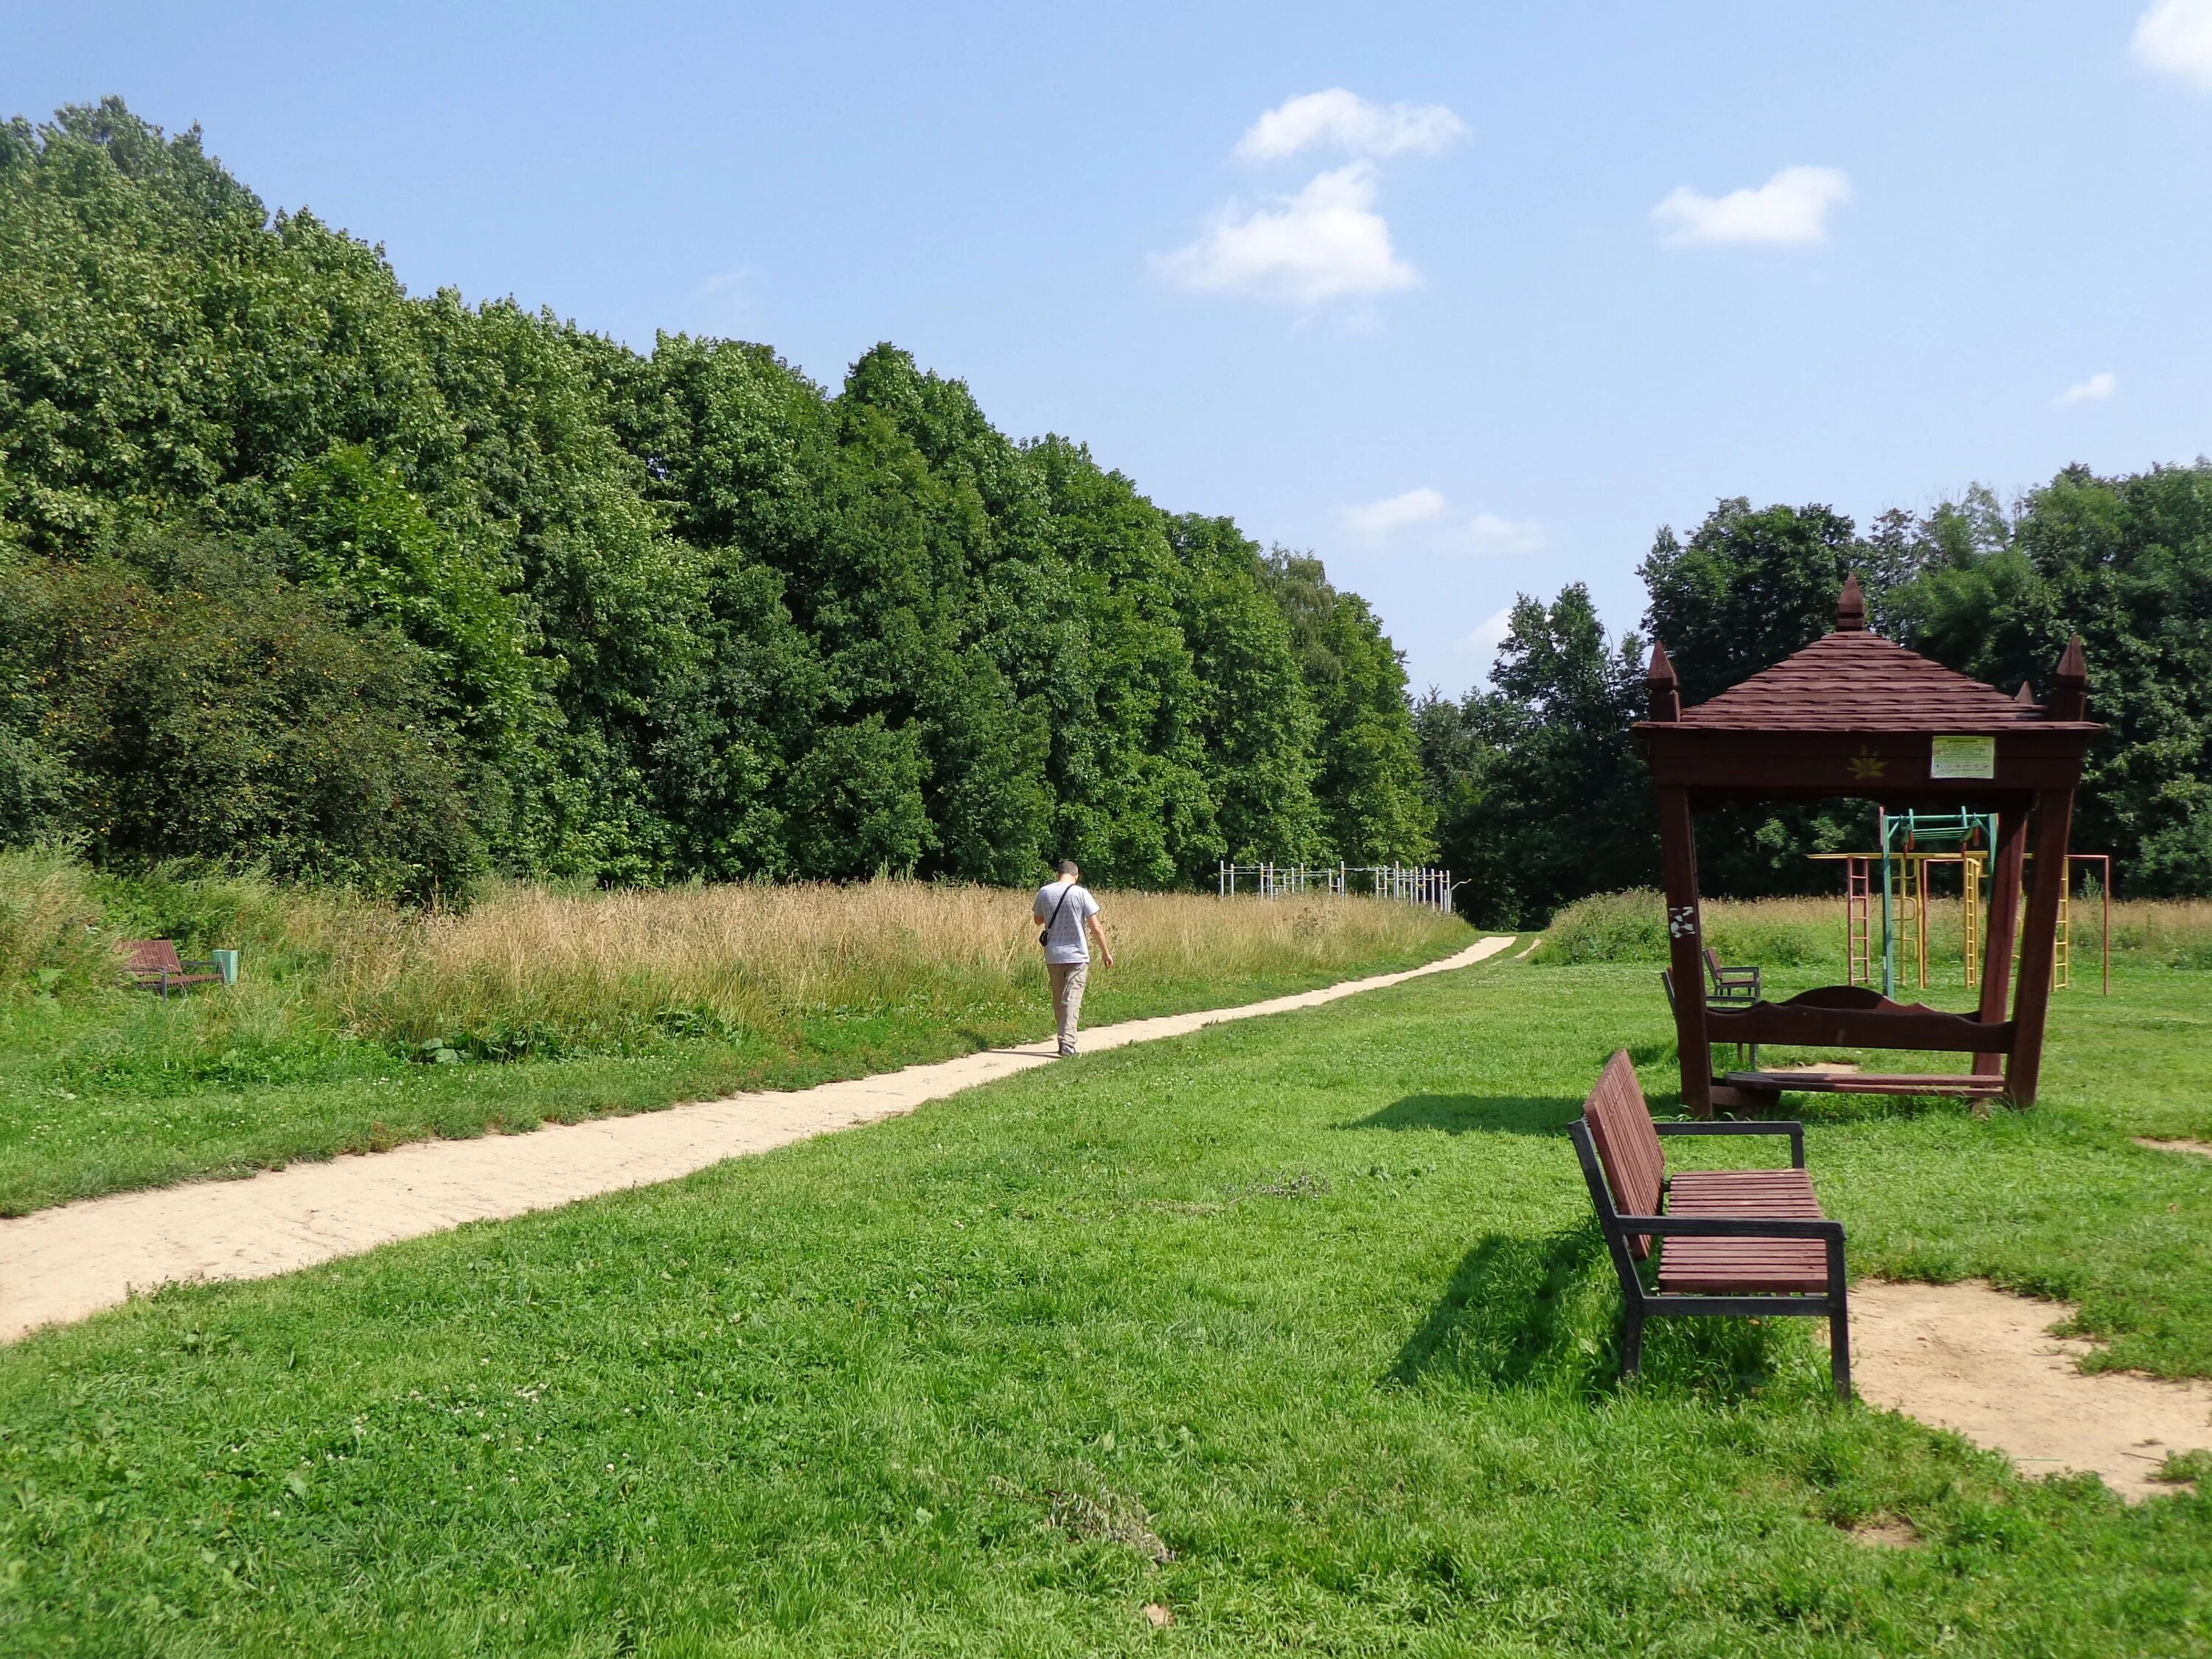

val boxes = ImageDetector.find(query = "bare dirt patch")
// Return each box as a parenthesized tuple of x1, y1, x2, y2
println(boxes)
(2135, 1137, 2212, 1160)
(1854, 1279, 2212, 1501)
(1847, 1517, 1923, 1548)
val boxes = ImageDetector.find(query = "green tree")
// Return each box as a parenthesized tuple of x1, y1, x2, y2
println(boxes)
(1638, 499, 1877, 896)
(1472, 585, 1654, 923)
(783, 715, 931, 878)
(0, 100, 1435, 901)
(1638, 498, 1862, 706)
(1171, 517, 1324, 866)
(0, 541, 479, 897)
(1260, 551, 1434, 866)
(1891, 465, 2212, 894)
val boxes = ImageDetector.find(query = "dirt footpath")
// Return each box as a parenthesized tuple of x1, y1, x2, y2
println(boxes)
(1855, 1280, 2212, 1500)
(0, 936, 1517, 1343)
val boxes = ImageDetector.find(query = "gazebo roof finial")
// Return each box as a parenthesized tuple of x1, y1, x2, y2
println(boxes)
(1836, 573, 1868, 632)
(2045, 635, 2090, 722)
(1646, 637, 1680, 721)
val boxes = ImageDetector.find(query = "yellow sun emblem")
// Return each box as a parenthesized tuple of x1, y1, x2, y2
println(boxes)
(1847, 747, 1887, 783)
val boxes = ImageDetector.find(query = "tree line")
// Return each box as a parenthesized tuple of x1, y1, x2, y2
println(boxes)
(1420, 476, 2212, 925)
(0, 102, 1434, 899)
(7, 103, 2205, 922)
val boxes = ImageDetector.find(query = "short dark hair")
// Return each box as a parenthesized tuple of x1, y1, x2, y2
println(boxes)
(1056, 859, 1079, 877)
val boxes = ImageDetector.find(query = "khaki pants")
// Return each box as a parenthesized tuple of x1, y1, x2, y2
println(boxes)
(1048, 960, 1090, 1054)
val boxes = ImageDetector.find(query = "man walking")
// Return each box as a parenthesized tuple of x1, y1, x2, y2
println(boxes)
(1034, 859, 1113, 1057)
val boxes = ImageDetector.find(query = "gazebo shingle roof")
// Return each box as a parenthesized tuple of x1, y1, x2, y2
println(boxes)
(1674, 630, 2047, 732)
(1642, 574, 2096, 735)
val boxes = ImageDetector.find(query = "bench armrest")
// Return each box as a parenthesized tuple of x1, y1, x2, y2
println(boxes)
(1655, 1119, 1805, 1168)
(1611, 1212, 1841, 1241)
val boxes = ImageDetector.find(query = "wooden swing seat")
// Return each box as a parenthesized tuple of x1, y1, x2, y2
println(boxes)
(1721, 1070, 2004, 1099)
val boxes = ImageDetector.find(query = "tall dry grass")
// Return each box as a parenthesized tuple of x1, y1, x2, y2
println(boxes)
(0, 856, 1470, 1061)
(0, 849, 113, 992)
(319, 881, 1467, 1051)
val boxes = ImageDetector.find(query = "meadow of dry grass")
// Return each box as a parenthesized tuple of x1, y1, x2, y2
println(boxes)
(317, 880, 1468, 1051)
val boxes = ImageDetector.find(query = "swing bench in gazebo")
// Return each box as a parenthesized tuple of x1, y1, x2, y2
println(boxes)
(1636, 576, 2100, 1116)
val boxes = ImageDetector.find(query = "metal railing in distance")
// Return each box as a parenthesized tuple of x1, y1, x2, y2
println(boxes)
(1216, 862, 1456, 914)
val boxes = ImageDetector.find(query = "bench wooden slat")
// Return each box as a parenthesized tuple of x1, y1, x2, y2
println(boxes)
(1585, 1051, 1665, 1258)
(1660, 1238, 1829, 1293)
(1669, 1169, 1821, 1217)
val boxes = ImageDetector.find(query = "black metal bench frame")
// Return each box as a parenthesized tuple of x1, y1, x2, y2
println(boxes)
(1569, 1116, 1851, 1398)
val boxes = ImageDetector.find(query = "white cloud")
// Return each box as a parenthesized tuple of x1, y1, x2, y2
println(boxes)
(1152, 164, 1419, 305)
(1466, 512, 1545, 555)
(2055, 371, 2119, 406)
(695, 268, 757, 330)
(1457, 606, 1517, 675)
(1651, 166, 1852, 248)
(1234, 89, 1469, 164)
(2134, 0, 2212, 88)
(1341, 487, 1447, 538)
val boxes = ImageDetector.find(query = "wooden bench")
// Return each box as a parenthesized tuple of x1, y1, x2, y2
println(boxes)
(1661, 946, 1763, 1068)
(1568, 1050, 1851, 1397)
(118, 939, 223, 998)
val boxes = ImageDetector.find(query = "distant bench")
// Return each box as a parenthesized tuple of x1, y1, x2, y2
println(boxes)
(119, 939, 223, 998)
(1568, 1050, 1851, 1397)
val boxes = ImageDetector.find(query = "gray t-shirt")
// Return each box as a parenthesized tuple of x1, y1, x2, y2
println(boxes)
(1034, 880, 1101, 964)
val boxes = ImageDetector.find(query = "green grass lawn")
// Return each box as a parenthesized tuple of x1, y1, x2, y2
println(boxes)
(2, 954, 2209, 1655)
(0, 932, 1474, 1217)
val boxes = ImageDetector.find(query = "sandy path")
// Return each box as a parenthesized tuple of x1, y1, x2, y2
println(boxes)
(1854, 1280, 2212, 1500)
(0, 936, 1517, 1343)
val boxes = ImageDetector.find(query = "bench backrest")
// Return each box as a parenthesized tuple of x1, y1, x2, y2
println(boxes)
(1581, 1049, 1666, 1258)
(119, 939, 185, 978)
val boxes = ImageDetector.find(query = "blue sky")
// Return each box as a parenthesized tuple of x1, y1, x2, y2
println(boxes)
(7, 1, 2211, 697)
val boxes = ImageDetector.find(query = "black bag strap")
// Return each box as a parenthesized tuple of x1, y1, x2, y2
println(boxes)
(1040, 881, 1074, 942)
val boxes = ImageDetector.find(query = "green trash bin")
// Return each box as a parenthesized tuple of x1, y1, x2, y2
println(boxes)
(209, 949, 240, 986)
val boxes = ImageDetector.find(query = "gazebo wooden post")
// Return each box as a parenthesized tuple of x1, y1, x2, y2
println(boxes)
(2006, 789, 2076, 1108)
(2006, 640, 2090, 1108)
(1972, 803, 2027, 1081)
(1646, 641, 1715, 1116)
(1658, 786, 1714, 1118)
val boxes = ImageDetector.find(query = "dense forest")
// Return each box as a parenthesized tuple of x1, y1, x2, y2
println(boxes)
(4, 102, 2207, 923)
(1422, 478, 2212, 923)
(0, 101, 1433, 899)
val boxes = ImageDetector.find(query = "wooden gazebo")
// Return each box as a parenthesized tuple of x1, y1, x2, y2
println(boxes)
(1636, 577, 2099, 1115)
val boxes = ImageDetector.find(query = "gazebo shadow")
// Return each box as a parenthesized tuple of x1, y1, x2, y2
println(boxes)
(1345, 1093, 1579, 1136)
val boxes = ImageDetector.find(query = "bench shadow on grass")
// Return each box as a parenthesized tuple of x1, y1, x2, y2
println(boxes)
(1389, 1225, 1610, 1391)
(1388, 1225, 1808, 1401)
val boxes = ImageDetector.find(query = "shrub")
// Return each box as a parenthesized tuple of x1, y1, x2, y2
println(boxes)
(1, 544, 483, 900)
